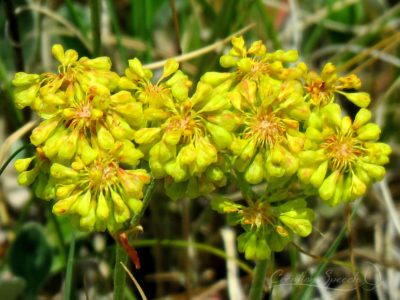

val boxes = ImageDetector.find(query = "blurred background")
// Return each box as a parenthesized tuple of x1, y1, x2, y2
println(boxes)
(0, 0, 399, 299)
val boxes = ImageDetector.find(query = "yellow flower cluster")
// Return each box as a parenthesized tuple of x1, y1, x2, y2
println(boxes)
(12, 37, 391, 259)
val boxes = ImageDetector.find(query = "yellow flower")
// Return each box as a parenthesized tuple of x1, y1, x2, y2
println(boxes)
(304, 63, 370, 107)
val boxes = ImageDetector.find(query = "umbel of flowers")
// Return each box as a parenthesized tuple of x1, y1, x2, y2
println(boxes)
(13, 37, 391, 260)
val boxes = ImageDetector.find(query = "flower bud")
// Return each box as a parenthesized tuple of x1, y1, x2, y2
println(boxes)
(350, 174, 366, 197)
(79, 201, 96, 231)
(14, 157, 35, 172)
(248, 40, 266, 55)
(127, 198, 143, 215)
(161, 59, 179, 80)
(319, 170, 340, 201)
(52, 44, 65, 63)
(357, 123, 381, 141)
(50, 163, 78, 179)
(18, 168, 39, 186)
(279, 215, 312, 237)
(30, 119, 59, 146)
(64, 49, 79, 65)
(205, 166, 225, 182)
(14, 85, 39, 109)
(78, 138, 98, 165)
(220, 55, 237, 68)
(310, 160, 328, 187)
(56, 184, 76, 198)
(76, 190, 92, 216)
(353, 108, 371, 129)
(128, 58, 145, 78)
(205, 122, 232, 149)
(134, 128, 161, 144)
(96, 192, 110, 220)
(359, 163, 385, 180)
(111, 190, 130, 223)
(179, 144, 196, 165)
(165, 161, 187, 182)
(12, 72, 40, 87)
(340, 92, 371, 108)
(58, 130, 78, 161)
(97, 125, 115, 150)
(245, 154, 264, 184)
(53, 193, 79, 215)
(118, 140, 143, 165)
(200, 72, 231, 86)
(83, 57, 112, 70)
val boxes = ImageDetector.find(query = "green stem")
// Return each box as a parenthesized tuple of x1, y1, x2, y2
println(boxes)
(65, 0, 87, 36)
(105, 0, 128, 65)
(0, 144, 32, 177)
(114, 178, 156, 299)
(298, 203, 359, 299)
(131, 178, 156, 226)
(249, 259, 268, 300)
(113, 244, 129, 300)
(90, 0, 102, 56)
(64, 232, 76, 300)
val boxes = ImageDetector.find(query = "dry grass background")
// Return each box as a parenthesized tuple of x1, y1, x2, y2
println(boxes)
(0, 0, 399, 299)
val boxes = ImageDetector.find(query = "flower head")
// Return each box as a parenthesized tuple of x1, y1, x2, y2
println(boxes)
(50, 142, 150, 232)
(298, 103, 391, 205)
(304, 63, 370, 108)
(212, 197, 314, 260)
(13, 45, 120, 117)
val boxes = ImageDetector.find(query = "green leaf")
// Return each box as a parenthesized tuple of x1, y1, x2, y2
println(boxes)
(7, 223, 53, 298)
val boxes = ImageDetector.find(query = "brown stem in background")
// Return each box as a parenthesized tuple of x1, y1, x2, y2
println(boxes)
(169, 0, 182, 54)
(182, 198, 192, 299)
(4, 0, 24, 71)
(346, 204, 361, 300)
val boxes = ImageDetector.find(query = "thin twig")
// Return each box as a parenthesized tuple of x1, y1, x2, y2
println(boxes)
(346, 204, 361, 300)
(168, 0, 182, 54)
(15, 4, 91, 51)
(0, 120, 37, 165)
(143, 23, 255, 69)
(120, 262, 148, 300)
(4, 0, 24, 71)
(90, 0, 102, 56)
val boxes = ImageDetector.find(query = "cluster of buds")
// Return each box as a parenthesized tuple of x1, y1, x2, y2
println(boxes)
(13, 45, 150, 233)
(13, 37, 390, 259)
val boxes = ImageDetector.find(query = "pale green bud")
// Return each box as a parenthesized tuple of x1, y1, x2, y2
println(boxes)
(18, 168, 39, 186)
(14, 157, 35, 172)
(50, 163, 78, 179)
(319, 170, 340, 201)
(310, 160, 328, 187)
(30, 119, 59, 146)
(96, 192, 109, 221)
(220, 55, 237, 68)
(200, 72, 231, 86)
(357, 123, 381, 140)
(58, 130, 78, 161)
(350, 174, 366, 197)
(111, 190, 130, 223)
(126, 198, 143, 215)
(244, 154, 264, 184)
(340, 91, 371, 108)
(128, 58, 145, 78)
(53, 193, 79, 215)
(353, 108, 371, 129)
(205, 122, 232, 149)
(52, 44, 65, 63)
(97, 125, 115, 150)
(76, 190, 92, 216)
(12, 72, 40, 87)
(134, 128, 161, 144)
